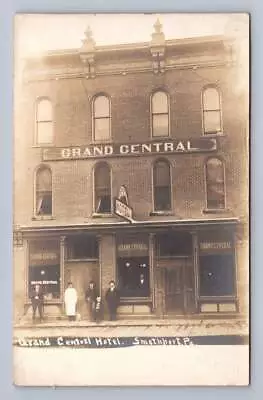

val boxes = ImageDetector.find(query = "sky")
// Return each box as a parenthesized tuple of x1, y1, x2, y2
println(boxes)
(14, 13, 248, 57)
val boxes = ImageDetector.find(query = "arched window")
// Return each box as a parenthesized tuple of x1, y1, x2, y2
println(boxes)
(153, 159, 171, 211)
(36, 98, 53, 144)
(94, 163, 111, 213)
(151, 91, 169, 137)
(202, 87, 222, 134)
(93, 95, 111, 141)
(205, 158, 225, 209)
(35, 166, 52, 216)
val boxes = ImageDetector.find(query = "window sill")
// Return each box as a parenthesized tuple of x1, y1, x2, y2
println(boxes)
(150, 211, 174, 216)
(32, 215, 55, 221)
(66, 258, 99, 263)
(202, 208, 230, 214)
(32, 144, 54, 148)
(92, 213, 113, 218)
(203, 131, 225, 137)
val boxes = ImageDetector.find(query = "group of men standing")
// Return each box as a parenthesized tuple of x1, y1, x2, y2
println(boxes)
(30, 280, 120, 323)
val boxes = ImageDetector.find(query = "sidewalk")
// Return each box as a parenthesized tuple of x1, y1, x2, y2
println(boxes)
(13, 318, 249, 338)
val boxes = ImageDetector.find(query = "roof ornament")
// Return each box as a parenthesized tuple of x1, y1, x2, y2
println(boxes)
(150, 18, 166, 74)
(79, 26, 96, 79)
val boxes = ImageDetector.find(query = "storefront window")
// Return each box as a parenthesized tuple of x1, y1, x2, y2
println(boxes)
(67, 235, 99, 259)
(28, 240, 60, 300)
(199, 254, 235, 297)
(157, 232, 192, 256)
(117, 235, 150, 297)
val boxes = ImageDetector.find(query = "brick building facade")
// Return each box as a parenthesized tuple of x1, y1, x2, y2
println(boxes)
(13, 21, 249, 322)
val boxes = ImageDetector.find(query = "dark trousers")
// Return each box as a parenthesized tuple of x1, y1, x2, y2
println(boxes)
(32, 301, 43, 320)
(108, 306, 117, 321)
(68, 316, 76, 321)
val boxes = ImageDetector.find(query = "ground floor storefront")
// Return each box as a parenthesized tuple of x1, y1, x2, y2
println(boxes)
(13, 219, 248, 322)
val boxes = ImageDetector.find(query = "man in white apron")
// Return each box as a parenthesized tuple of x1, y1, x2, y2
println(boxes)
(64, 282, 78, 321)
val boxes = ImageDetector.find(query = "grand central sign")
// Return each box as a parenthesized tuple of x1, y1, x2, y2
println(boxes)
(42, 137, 217, 161)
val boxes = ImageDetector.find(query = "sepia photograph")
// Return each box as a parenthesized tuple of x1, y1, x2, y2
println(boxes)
(13, 13, 250, 386)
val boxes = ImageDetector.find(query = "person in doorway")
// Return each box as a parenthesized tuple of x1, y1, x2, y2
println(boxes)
(64, 282, 78, 321)
(138, 273, 148, 296)
(105, 280, 120, 321)
(85, 280, 98, 322)
(30, 284, 44, 322)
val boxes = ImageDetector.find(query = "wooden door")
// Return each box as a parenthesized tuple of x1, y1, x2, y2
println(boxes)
(165, 266, 184, 313)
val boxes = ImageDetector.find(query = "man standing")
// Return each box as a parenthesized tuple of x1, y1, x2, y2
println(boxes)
(105, 280, 120, 321)
(64, 282, 78, 321)
(30, 284, 44, 322)
(85, 280, 98, 321)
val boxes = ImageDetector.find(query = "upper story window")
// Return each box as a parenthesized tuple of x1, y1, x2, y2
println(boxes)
(35, 166, 52, 216)
(94, 162, 111, 214)
(93, 95, 111, 142)
(151, 91, 169, 137)
(202, 87, 222, 134)
(36, 98, 53, 145)
(205, 158, 225, 209)
(153, 159, 171, 211)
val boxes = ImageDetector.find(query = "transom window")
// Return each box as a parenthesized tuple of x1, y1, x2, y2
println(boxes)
(205, 158, 225, 209)
(35, 166, 52, 216)
(153, 159, 171, 211)
(151, 91, 169, 137)
(94, 163, 111, 214)
(93, 95, 111, 142)
(67, 236, 99, 259)
(202, 87, 222, 134)
(36, 98, 53, 145)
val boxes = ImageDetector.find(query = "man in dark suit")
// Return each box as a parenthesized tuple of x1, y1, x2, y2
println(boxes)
(30, 284, 44, 322)
(105, 280, 120, 321)
(138, 273, 149, 297)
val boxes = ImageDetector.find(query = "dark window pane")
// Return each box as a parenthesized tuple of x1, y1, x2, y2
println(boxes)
(96, 195, 111, 213)
(157, 233, 192, 256)
(28, 265, 60, 299)
(206, 158, 225, 209)
(154, 186, 171, 211)
(36, 192, 52, 215)
(118, 257, 150, 297)
(199, 254, 235, 296)
(95, 163, 111, 213)
(68, 236, 99, 259)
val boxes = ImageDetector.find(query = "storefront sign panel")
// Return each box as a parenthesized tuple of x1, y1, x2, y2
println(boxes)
(42, 137, 217, 161)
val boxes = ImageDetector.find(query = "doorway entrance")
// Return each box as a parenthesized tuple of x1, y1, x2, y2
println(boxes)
(164, 260, 195, 315)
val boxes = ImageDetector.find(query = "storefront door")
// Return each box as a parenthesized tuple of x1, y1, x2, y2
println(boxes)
(165, 266, 184, 313)
(164, 260, 195, 315)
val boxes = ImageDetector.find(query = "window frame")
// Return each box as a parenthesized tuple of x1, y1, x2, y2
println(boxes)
(92, 94, 112, 143)
(204, 157, 226, 211)
(152, 158, 172, 213)
(26, 238, 61, 304)
(33, 165, 54, 219)
(150, 90, 170, 138)
(34, 97, 54, 146)
(201, 85, 223, 135)
(93, 162, 112, 216)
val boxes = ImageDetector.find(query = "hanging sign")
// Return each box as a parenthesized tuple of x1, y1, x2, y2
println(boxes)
(114, 186, 134, 223)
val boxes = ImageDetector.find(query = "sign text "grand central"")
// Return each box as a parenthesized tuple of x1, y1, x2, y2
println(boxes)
(42, 138, 217, 161)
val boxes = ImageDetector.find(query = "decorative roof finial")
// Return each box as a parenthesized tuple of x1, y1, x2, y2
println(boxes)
(151, 17, 165, 45)
(154, 18, 162, 34)
(80, 25, 96, 52)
